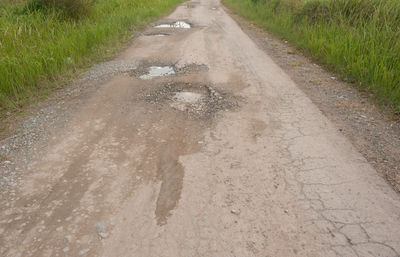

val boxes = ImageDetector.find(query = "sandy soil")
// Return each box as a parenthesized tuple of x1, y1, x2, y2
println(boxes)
(0, 0, 400, 256)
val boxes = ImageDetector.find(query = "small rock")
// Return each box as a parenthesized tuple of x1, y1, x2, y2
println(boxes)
(63, 247, 69, 253)
(56, 226, 63, 233)
(231, 209, 240, 215)
(284, 209, 289, 214)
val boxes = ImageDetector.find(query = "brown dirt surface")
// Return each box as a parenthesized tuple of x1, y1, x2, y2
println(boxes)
(224, 7, 400, 192)
(1, 0, 400, 256)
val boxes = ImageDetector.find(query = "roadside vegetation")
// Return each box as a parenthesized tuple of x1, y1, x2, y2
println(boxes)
(223, 0, 400, 115)
(0, 0, 183, 113)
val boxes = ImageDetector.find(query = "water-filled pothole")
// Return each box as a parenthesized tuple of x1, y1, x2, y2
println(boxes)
(139, 66, 176, 80)
(130, 63, 208, 80)
(154, 21, 191, 29)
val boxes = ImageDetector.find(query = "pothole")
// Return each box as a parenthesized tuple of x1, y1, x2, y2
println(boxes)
(129, 63, 208, 80)
(154, 21, 191, 29)
(139, 82, 240, 119)
(139, 66, 176, 80)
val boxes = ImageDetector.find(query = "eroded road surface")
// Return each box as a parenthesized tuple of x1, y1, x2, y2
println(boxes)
(1, 0, 400, 256)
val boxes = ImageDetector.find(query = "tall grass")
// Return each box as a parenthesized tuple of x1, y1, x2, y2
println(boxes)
(0, 0, 183, 111)
(23, 0, 94, 19)
(224, 0, 400, 114)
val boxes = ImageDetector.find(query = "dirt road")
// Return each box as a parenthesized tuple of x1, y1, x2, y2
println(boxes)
(1, 0, 400, 256)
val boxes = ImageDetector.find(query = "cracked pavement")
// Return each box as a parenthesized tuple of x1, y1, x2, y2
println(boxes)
(0, 0, 399, 256)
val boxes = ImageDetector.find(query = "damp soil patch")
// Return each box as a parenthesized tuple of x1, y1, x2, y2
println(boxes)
(139, 82, 240, 120)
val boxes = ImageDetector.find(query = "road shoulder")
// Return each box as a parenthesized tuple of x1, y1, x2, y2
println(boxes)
(223, 5, 400, 193)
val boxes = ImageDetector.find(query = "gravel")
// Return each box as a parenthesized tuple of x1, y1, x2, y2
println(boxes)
(0, 60, 139, 195)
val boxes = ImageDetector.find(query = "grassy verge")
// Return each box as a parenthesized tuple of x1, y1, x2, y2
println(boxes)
(223, 0, 400, 115)
(0, 0, 184, 114)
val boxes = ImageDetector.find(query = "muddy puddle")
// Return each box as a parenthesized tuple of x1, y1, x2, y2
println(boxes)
(154, 21, 191, 29)
(139, 66, 176, 80)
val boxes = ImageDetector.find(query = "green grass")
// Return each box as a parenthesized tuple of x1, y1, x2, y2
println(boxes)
(0, 0, 184, 113)
(223, 0, 400, 115)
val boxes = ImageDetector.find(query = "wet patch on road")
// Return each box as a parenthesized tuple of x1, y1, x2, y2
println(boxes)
(155, 145, 184, 226)
(139, 82, 240, 225)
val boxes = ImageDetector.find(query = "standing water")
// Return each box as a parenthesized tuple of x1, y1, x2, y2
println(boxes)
(154, 21, 191, 29)
(139, 66, 176, 80)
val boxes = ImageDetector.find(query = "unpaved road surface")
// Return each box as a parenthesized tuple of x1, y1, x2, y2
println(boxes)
(1, 0, 400, 256)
